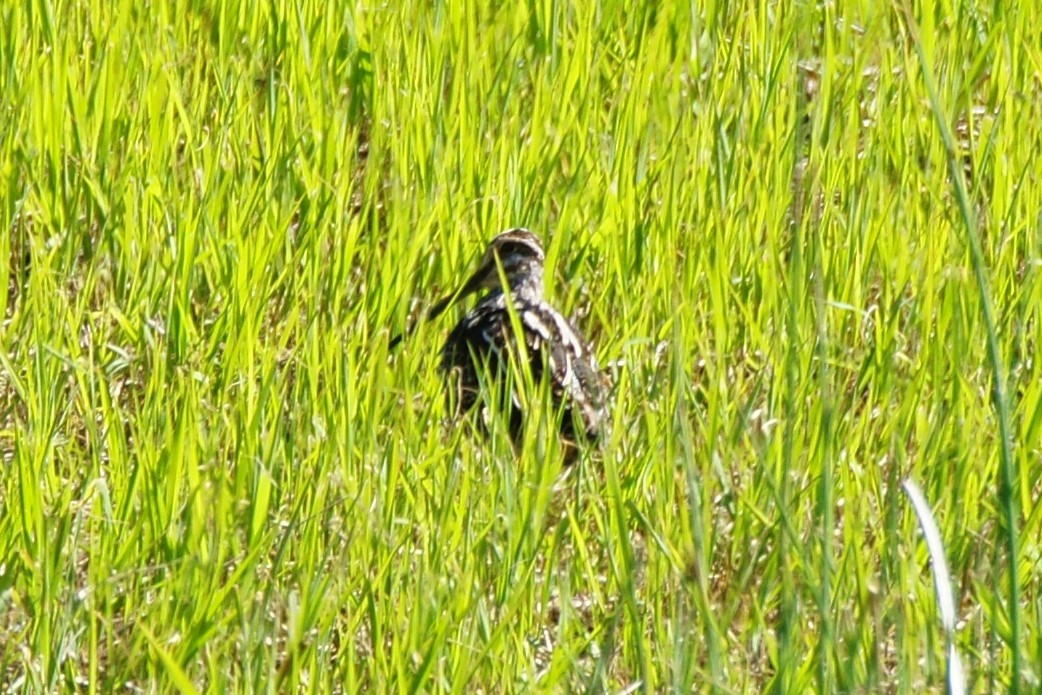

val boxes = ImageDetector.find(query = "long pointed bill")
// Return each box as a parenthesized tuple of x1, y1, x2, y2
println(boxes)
(388, 267, 486, 349)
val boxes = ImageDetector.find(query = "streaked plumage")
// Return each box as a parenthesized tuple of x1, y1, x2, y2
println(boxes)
(392, 228, 607, 458)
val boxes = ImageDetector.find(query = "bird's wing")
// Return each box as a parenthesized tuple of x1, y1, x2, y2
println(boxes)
(514, 303, 606, 440)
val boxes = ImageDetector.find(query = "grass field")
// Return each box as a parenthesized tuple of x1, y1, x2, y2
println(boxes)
(1, 0, 1041, 692)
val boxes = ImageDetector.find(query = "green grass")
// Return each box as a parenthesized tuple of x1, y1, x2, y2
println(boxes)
(1, 0, 1041, 691)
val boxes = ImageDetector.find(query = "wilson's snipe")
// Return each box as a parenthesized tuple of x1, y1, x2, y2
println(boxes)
(392, 228, 607, 458)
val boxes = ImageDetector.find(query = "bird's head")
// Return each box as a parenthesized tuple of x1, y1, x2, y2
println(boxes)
(456, 228, 545, 297)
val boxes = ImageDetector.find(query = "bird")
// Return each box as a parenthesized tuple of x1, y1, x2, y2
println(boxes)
(390, 228, 607, 460)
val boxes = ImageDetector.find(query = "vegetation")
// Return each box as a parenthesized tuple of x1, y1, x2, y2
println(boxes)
(1, 0, 1039, 691)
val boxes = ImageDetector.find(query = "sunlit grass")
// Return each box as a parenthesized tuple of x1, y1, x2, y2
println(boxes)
(1, 0, 1040, 691)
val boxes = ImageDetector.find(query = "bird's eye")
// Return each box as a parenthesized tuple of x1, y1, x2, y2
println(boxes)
(497, 241, 532, 258)
(496, 242, 519, 257)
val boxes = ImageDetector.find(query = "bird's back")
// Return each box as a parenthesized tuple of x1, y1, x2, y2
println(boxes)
(439, 292, 606, 446)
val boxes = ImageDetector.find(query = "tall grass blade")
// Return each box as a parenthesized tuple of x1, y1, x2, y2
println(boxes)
(903, 478, 966, 695)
